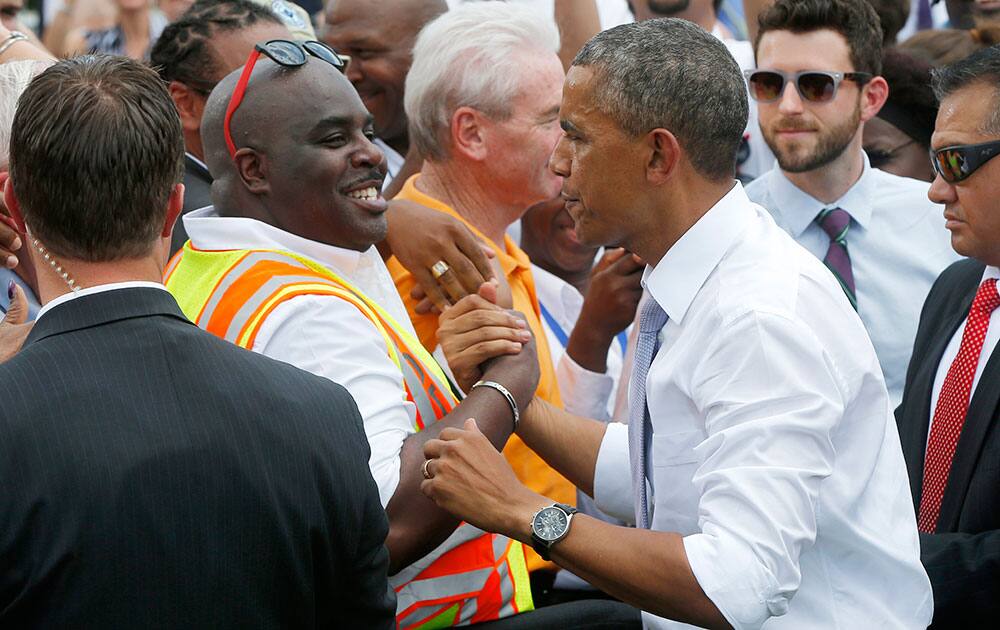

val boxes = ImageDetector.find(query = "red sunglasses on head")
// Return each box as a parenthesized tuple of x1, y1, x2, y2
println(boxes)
(223, 39, 347, 158)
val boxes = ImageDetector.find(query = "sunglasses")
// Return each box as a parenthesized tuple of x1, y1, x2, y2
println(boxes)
(224, 39, 346, 158)
(930, 140, 1000, 183)
(865, 139, 916, 169)
(744, 69, 872, 103)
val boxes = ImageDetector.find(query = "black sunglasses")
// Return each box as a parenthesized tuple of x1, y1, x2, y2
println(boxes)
(931, 140, 1000, 183)
(224, 39, 347, 158)
(744, 69, 872, 103)
(255, 39, 346, 71)
(865, 139, 917, 169)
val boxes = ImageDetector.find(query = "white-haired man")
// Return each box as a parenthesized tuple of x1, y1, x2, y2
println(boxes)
(0, 59, 49, 321)
(385, 2, 575, 577)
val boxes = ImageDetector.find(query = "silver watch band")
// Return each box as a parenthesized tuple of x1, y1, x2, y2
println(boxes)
(471, 379, 519, 431)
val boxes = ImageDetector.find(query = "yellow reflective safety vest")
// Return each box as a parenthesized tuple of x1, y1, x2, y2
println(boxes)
(164, 244, 533, 628)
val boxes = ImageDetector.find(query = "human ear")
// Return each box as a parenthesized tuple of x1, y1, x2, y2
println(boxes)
(2, 173, 27, 233)
(451, 106, 489, 161)
(161, 183, 185, 238)
(168, 81, 207, 134)
(859, 76, 889, 124)
(644, 128, 681, 185)
(234, 149, 270, 195)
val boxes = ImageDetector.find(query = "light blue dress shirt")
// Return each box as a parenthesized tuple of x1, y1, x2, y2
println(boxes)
(0, 267, 40, 322)
(745, 156, 960, 407)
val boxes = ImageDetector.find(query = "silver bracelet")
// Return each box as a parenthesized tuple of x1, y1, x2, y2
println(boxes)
(0, 31, 28, 57)
(472, 380, 519, 431)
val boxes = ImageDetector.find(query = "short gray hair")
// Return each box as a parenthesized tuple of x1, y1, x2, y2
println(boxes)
(0, 60, 51, 168)
(573, 18, 748, 181)
(404, 1, 560, 161)
(931, 45, 1000, 135)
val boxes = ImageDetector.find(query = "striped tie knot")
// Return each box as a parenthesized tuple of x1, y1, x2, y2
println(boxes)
(817, 207, 851, 244)
(815, 207, 857, 310)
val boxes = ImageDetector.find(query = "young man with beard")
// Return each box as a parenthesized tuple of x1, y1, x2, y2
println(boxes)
(744, 0, 959, 407)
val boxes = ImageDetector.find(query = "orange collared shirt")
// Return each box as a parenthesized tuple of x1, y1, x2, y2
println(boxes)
(388, 175, 574, 572)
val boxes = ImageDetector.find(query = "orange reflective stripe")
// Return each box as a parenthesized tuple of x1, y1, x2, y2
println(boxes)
(162, 249, 185, 285)
(201, 259, 307, 337)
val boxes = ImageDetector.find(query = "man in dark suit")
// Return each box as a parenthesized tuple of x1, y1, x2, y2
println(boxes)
(0, 55, 395, 628)
(896, 47, 1000, 628)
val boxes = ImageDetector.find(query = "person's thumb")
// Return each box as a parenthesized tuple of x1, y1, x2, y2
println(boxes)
(4, 280, 29, 325)
(464, 417, 480, 433)
(478, 279, 499, 305)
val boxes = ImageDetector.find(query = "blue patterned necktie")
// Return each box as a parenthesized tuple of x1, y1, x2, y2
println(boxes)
(628, 298, 669, 529)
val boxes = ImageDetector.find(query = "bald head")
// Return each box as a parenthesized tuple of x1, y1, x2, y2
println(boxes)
(202, 56, 389, 251)
(322, 0, 447, 152)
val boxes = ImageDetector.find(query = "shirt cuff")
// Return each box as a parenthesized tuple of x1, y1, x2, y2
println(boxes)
(592, 422, 634, 523)
(557, 352, 614, 421)
(683, 532, 788, 630)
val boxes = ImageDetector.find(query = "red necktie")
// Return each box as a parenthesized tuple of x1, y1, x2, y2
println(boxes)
(918, 278, 1000, 533)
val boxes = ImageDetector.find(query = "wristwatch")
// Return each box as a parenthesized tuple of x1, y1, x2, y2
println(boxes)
(529, 503, 578, 560)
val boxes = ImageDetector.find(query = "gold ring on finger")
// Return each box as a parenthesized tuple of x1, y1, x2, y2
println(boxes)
(430, 260, 450, 280)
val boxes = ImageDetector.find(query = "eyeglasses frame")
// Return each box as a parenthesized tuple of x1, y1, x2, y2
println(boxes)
(743, 69, 873, 104)
(930, 139, 1000, 184)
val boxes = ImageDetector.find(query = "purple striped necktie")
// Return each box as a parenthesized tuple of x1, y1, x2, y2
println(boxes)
(816, 207, 857, 310)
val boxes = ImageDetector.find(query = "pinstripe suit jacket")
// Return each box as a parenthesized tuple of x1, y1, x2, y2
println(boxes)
(896, 258, 1000, 629)
(0, 287, 395, 629)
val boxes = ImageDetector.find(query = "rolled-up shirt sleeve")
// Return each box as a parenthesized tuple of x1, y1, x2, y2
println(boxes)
(557, 352, 616, 421)
(593, 421, 634, 523)
(681, 311, 842, 629)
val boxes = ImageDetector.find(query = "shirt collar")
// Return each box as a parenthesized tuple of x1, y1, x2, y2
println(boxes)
(766, 152, 874, 238)
(183, 205, 373, 278)
(643, 182, 751, 324)
(35, 281, 168, 321)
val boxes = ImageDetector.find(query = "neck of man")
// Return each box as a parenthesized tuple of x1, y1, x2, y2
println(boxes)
(31, 249, 166, 306)
(519, 239, 593, 295)
(185, 133, 205, 164)
(632, 177, 736, 268)
(417, 160, 522, 247)
(120, 8, 150, 40)
(781, 134, 865, 205)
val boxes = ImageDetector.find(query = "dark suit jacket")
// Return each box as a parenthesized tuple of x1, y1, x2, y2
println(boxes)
(896, 258, 1000, 629)
(171, 154, 214, 256)
(0, 288, 395, 629)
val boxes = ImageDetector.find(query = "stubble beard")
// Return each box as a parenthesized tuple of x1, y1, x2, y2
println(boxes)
(764, 102, 861, 174)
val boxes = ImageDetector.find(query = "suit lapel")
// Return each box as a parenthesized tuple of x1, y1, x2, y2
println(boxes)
(901, 287, 976, 511)
(938, 321, 1000, 531)
(24, 287, 194, 347)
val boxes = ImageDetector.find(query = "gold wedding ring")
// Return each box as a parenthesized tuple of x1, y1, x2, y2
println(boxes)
(422, 459, 434, 480)
(430, 260, 450, 280)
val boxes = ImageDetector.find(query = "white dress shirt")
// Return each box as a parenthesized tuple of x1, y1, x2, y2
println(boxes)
(929, 266, 1000, 440)
(746, 155, 960, 408)
(183, 207, 417, 507)
(592, 184, 932, 629)
(532, 264, 625, 421)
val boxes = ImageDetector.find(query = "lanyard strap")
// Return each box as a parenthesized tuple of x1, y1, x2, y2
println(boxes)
(539, 301, 627, 356)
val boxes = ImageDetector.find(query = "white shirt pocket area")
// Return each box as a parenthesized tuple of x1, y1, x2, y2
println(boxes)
(649, 429, 704, 536)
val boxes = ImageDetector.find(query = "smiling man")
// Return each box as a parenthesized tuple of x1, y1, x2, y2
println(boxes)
(419, 17, 932, 630)
(163, 44, 548, 628)
(322, 0, 447, 189)
(744, 0, 958, 407)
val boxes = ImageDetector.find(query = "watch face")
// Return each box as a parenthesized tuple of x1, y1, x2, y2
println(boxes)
(532, 507, 569, 542)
